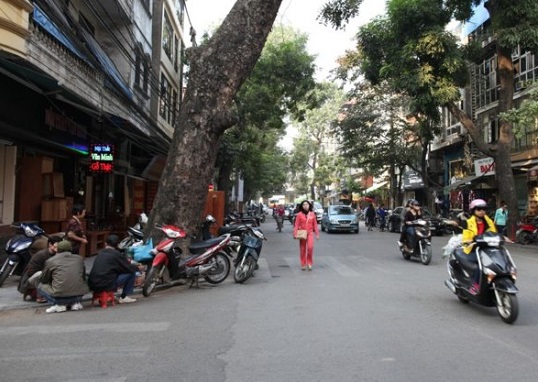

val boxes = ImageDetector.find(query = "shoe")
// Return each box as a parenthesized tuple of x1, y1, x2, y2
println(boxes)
(301, 266, 306, 271)
(70, 302, 83, 311)
(118, 296, 137, 304)
(36, 297, 47, 304)
(397, 241, 403, 247)
(469, 283, 479, 295)
(307, 265, 312, 271)
(45, 304, 67, 313)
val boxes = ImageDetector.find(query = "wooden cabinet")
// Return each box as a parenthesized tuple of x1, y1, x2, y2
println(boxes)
(16, 157, 54, 221)
(41, 198, 70, 221)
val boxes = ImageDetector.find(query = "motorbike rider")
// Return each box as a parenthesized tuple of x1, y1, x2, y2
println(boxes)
(401, 199, 422, 252)
(377, 204, 387, 232)
(275, 204, 285, 231)
(462, 198, 497, 295)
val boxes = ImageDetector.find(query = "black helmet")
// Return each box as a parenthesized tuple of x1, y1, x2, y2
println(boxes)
(407, 199, 419, 207)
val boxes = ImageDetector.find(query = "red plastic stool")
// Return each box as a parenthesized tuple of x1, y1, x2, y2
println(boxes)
(91, 290, 115, 308)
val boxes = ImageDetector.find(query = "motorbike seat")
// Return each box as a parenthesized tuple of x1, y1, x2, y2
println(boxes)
(128, 227, 144, 238)
(453, 248, 478, 272)
(218, 225, 245, 235)
(189, 236, 224, 251)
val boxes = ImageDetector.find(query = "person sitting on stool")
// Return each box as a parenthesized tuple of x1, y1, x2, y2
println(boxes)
(38, 240, 90, 313)
(88, 234, 141, 304)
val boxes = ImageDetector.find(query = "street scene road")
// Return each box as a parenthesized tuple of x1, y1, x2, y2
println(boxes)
(1, 220, 538, 382)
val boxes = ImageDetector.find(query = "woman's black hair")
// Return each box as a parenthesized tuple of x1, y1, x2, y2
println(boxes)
(299, 200, 313, 214)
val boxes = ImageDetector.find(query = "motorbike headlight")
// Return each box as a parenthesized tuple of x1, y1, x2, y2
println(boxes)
(510, 267, 517, 280)
(484, 268, 497, 283)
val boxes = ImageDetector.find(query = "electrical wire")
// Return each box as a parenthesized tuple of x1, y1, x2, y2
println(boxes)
(29, 0, 182, 142)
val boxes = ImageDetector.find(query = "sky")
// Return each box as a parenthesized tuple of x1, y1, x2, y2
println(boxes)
(185, 0, 386, 81)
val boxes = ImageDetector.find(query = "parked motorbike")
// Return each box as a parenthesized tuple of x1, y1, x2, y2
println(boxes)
(224, 212, 259, 227)
(0, 222, 48, 287)
(142, 224, 232, 297)
(444, 232, 519, 324)
(201, 215, 246, 258)
(399, 219, 432, 265)
(516, 216, 538, 245)
(234, 226, 266, 283)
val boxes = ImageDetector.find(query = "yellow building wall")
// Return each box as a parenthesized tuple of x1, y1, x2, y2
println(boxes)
(0, 0, 33, 57)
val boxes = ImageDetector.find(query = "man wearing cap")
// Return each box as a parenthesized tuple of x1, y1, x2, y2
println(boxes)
(88, 234, 140, 304)
(38, 240, 90, 313)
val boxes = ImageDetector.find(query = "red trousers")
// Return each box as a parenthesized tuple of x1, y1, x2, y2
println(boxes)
(299, 233, 315, 267)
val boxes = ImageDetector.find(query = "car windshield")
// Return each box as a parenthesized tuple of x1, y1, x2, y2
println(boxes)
(314, 202, 322, 210)
(330, 206, 354, 215)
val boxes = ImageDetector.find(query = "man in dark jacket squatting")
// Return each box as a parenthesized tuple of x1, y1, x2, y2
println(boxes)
(88, 234, 140, 304)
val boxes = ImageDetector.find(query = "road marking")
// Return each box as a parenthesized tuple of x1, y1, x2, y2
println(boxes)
(0, 346, 148, 361)
(0, 322, 169, 336)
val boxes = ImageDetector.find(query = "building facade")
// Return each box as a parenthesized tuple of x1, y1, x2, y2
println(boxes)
(0, 0, 185, 248)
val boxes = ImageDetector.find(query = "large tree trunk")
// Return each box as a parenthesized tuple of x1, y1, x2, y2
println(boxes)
(447, 42, 520, 238)
(147, 0, 283, 236)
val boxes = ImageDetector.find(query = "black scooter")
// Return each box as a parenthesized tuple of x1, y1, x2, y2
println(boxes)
(0, 222, 48, 287)
(399, 219, 432, 265)
(444, 232, 519, 324)
(233, 226, 266, 283)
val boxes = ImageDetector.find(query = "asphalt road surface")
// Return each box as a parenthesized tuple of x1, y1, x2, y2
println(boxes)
(1, 220, 538, 382)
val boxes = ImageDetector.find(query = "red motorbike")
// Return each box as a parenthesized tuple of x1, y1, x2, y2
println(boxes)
(142, 224, 232, 297)
(516, 216, 538, 245)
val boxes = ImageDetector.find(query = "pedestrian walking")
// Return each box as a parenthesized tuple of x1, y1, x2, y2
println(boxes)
(293, 200, 319, 271)
(494, 200, 508, 236)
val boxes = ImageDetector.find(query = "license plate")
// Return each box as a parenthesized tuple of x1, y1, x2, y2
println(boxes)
(340, 224, 350, 227)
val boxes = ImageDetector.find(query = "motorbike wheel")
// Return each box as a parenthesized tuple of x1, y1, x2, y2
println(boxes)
(204, 252, 231, 284)
(0, 262, 15, 288)
(401, 250, 411, 260)
(421, 245, 432, 265)
(234, 256, 256, 284)
(457, 292, 469, 304)
(142, 264, 163, 297)
(517, 231, 532, 245)
(496, 292, 519, 324)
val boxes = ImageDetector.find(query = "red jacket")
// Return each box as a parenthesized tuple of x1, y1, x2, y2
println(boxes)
(293, 211, 319, 237)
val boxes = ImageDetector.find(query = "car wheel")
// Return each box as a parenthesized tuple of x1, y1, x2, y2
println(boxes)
(388, 220, 395, 232)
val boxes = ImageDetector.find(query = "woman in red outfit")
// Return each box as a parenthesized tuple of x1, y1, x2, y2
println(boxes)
(293, 200, 320, 270)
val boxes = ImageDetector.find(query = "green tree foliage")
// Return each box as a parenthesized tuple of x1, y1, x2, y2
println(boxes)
(321, 0, 538, 233)
(289, 82, 347, 200)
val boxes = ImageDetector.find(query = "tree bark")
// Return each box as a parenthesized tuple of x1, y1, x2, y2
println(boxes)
(446, 39, 520, 238)
(146, 0, 283, 236)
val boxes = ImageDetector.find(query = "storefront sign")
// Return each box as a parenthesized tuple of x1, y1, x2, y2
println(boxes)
(474, 157, 495, 176)
(89, 144, 114, 173)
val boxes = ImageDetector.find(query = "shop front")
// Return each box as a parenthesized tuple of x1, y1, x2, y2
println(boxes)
(0, 65, 165, 255)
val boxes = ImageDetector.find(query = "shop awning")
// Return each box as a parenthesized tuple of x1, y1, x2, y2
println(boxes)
(365, 181, 388, 194)
(444, 174, 484, 192)
(527, 165, 538, 182)
(33, 5, 86, 61)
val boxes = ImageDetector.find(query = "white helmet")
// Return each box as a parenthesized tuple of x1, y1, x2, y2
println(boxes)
(469, 198, 487, 212)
